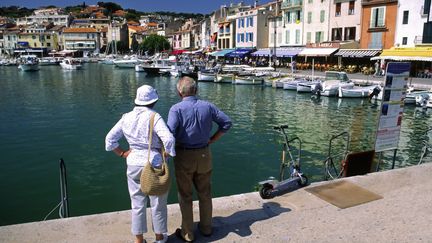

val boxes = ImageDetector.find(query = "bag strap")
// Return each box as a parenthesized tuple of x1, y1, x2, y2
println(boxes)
(147, 112, 156, 163)
(147, 112, 167, 165)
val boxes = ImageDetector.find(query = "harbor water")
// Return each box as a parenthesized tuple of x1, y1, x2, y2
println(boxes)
(0, 63, 430, 226)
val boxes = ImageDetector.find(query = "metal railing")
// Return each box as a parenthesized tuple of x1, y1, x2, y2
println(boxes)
(43, 158, 69, 220)
(323, 131, 350, 180)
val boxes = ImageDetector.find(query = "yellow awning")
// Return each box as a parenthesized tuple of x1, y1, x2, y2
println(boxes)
(372, 46, 432, 61)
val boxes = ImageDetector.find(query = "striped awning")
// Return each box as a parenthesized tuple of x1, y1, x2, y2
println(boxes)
(298, 48, 338, 57)
(334, 49, 381, 58)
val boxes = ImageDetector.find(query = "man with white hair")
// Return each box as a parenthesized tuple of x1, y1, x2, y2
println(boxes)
(168, 77, 232, 242)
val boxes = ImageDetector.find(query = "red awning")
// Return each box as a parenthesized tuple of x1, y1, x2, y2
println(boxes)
(171, 49, 186, 55)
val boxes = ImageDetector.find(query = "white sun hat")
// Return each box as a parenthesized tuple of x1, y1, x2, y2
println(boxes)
(134, 85, 159, 105)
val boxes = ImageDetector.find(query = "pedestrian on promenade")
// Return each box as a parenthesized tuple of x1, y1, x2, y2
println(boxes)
(167, 76, 232, 242)
(105, 85, 175, 243)
(374, 60, 380, 76)
(381, 60, 386, 76)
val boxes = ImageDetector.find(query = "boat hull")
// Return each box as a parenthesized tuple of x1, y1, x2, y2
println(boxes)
(233, 76, 264, 85)
(18, 64, 39, 71)
(198, 72, 216, 82)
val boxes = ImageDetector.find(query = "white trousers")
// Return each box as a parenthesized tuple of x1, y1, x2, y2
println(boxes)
(127, 165, 168, 235)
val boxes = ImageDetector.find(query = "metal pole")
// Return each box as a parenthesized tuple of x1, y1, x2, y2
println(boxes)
(59, 158, 69, 218)
(391, 149, 397, 169)
(375, 152, 383, 172)
(312, 58, 314, 80)
(274, 17, 277, 71)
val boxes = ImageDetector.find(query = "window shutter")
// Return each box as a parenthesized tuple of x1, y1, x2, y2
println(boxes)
(377, 7, 384, 27)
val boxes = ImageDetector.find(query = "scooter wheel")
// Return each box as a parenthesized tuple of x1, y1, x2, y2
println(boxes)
(298, 175, 308, 187)
(259, 184, 274, 199)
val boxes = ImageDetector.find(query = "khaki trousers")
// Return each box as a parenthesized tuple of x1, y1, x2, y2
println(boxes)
(174, 147, 212, 241)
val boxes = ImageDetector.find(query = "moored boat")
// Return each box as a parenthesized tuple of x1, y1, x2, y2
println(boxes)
(198, 70, 216, 82)
(233, 75, 264, 85)
(18, 55, 39, 71)
(60, 58, 82, 70)
(338, 85, 380, 98)
(215, 73, 235, 83)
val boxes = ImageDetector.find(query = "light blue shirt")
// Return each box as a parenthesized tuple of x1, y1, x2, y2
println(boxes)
(105, 107, 175, 166)
(167, 96, 232, 148)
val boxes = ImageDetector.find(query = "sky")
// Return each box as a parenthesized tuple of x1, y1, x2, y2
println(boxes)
(0, 0, 272, 14)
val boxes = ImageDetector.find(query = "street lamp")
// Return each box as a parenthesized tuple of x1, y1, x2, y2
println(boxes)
(266, 15, 278, 70)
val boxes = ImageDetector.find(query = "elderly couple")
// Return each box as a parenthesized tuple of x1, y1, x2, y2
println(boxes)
(105, 76, 232, 243)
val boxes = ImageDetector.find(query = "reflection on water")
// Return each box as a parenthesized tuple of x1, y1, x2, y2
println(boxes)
(0, 63, 431, 226)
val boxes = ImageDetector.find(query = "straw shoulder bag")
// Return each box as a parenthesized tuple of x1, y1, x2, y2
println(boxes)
(140, 112, 171, 195)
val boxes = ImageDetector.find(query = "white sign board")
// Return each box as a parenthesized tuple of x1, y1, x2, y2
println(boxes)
(374, 62, 411, 152)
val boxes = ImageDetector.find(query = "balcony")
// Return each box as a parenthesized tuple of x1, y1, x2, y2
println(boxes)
(281, 0, 303, 9)
(414, 36, 423, 44)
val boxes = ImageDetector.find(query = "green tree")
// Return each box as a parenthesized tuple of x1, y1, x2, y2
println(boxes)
(139, 34, 170, 55)
(116, 40, 129, 54)
(131, 36, 139, 53)
(97, 1, 122, 16)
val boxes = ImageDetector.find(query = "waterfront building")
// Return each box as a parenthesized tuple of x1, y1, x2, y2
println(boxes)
(2, 30, 19, 56)
(304, 0, 331, 44)
(16, 8, 71, 27)
(329, 0, 361, 44)
(128, 25, 146, 49)
(395, 0, 430, 47)
(191, 23, 202, 50)
(210, 2, 251, 50)
(217, 19, 235, 49)
(172, 32, 182, 50)
(70, 18, 110, 31)
(234, 4, 271, 49)
(281, 0, 303, 46)
(200, 18, 212, 51)
(423, 0, 432, 43)
(16, 31, 58, 55)
(48, 25, 66, 51)
(107, 22, 128, 52)
(63, 27, 100, 56)
(359, 0, 398, 49)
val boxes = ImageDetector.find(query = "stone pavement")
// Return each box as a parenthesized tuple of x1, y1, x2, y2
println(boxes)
(1, 162, 432, 243)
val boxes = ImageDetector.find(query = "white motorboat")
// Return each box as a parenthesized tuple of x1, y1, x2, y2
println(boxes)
(406, 88, 432, 105)
(113, 59, 140, 68)
(198, 70, 216, 82)
(39, 57, 60, 66)
(415, 93, 432, 107)
(141, 57, 176, 75)
(233, 75, 264, 85)
(297, 80, 321, 93)
(215, 73, 235, 83)
(18, 55, 39, 71)
(338, 85, 380, 98)
(282, 78, 304, 90)
(60, 58, 82, 70)
(312, 71, 354, 96)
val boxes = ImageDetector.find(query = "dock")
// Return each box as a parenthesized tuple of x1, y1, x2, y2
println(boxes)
(1, 162, 432, 243)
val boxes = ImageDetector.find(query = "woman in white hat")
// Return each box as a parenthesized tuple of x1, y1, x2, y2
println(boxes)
(105, 85, 175, 243)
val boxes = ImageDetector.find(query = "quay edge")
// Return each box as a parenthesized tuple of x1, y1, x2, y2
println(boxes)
(1, 163, 432, 243)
